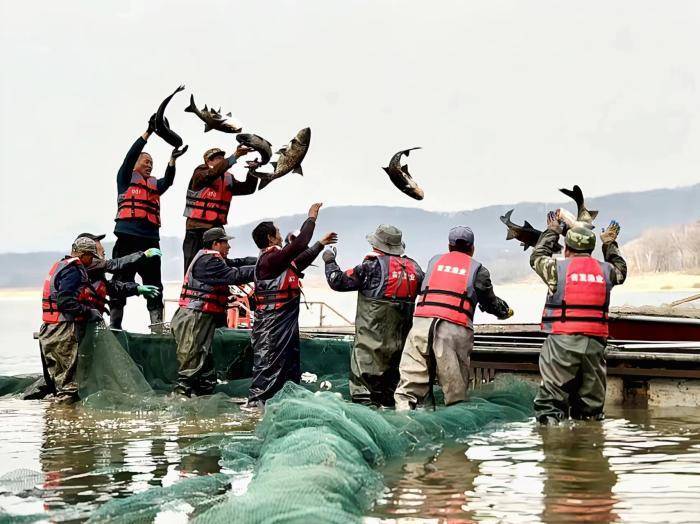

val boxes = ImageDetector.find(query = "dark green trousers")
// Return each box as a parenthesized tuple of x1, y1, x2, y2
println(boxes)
(171, 308, 218, 396)
(534, 334, 607, 422)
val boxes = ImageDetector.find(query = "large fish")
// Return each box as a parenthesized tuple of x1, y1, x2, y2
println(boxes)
(559, 185, 598, 225)
(154, 85, 186, 149)
(500, 209, 562, 252)
(184, 95, 242, 133)
(236, 133, 273, 166)
(250, 127, 310, 190)
(382, 147, 424, 200)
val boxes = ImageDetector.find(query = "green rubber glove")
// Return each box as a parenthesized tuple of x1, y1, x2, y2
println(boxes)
(144, 248, 162, 258)
(138, 285, 160, 299)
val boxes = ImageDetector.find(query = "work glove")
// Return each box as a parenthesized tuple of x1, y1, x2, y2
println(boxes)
(147, 113, 157, 134)
(86, 308, 103, 323)
(144, 248, 162, 258)
(138, 285, 160, 299)
(600, 220, 620, 244)
(171, 145, 188, 159)
(502, 308, 515, 320)
(322, 246, 337, 264)
(546, 210, 563, 234)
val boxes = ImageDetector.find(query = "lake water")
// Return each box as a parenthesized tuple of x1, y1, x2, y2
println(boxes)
(1, 285, 699, 521)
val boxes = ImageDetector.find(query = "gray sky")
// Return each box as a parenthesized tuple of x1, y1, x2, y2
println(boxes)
(1, 0, 699, 252)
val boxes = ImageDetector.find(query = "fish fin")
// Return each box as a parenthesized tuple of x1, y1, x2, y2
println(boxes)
(589, 210, 599, 220)
(271, 161, 278, 169)
(293, 165, 303, 176)
(204, 124, 213, 132)
(400, 164, 412, 177)
(505, 229, 517, 240)
(523, 220, 534, 229)
(203, 104, 208, 111)
(559, 185, 583, 206)
(521, 243, 529, 251)
(184, 94, 197, 113)
(217, 107, 222, 114)
(499, 209, 514, 225)
(257, 175, 274, 190)
(382, 167, 391, 175)
(402, 147, 421, 156)
(226, 112, 232, 117)
(275, 147, 287, 155)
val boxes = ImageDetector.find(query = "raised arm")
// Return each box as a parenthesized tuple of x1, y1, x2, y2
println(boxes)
(117, 135, 148, 193)
(600, 221, 627, 286)
(530, 212, 562, 294)
(193, 256, 255, 287)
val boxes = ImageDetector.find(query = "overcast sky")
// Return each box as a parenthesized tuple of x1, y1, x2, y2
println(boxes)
(1, 1, 699, 252)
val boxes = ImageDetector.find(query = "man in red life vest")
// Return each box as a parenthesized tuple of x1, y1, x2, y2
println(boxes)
(323, 224, 424, 407)
(246, 203, 337, 408)
(39, 237, 103, 403)
(531, 214, 626, 424)
(182, 145, 256, 273)
(172, 227, 257, 396)
(75, 233, 162, 322)
(395, 226, 513, 410)
(111, 117, 187, 330)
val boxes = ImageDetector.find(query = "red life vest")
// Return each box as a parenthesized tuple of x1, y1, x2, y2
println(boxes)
(541, 257, 612, 337)
(41, 257, 94, 323)
(179, 249, 231, 314)
(414, 251, 481, 328)
(355, 252, 421, 302)
(253, 247, 302, 311)
(183, 171, 234, 225)
(116, 172, 161, 226)
(85, 279, 108, 313)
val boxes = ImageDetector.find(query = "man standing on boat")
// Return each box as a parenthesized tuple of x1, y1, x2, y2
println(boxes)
(182, 145, 256, 273)
(323, 224, 424, 407)
(247, 203, 337, 409)
(110, 117, 187, 331)
(39, 237, 103, 403)
(530, 213, 626, 424)
(394, 226, 513, 410)
(172, 227, 257, 396)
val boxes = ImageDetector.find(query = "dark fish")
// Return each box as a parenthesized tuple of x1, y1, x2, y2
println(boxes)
(250, 127, 310, 190)
(154, 85, 186, 148)
(383, 147, 424, 200)
(236, 133, 273, 166)
(559, 185, 598, 225)
(500, 209, 562, 252)
(184, 95, 242, 133)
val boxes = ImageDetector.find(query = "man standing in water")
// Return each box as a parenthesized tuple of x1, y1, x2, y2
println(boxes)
(323, 224, 424, 407)
(39, 237, 102, 403)
(530, 213, 626, 424)
(110, 116, 187, 330)
(394, 226, 513, 409)
(182, 145, 256, 273)
(246, 203, 337, 409)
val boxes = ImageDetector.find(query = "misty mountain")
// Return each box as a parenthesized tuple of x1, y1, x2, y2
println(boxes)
(2, 184, 698, 288)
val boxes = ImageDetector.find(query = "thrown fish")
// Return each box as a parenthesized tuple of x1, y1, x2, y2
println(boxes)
(559, 185, 598, 225)
(184, 95, 242, 133)
(236, 133, 273, 166)
(500, 209, 562, 252)
(154, 85, 186, 149)
(250, 127, 310, 190)
(382, 147, 424, 200)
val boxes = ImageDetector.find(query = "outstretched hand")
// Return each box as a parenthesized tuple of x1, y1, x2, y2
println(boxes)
(546, 210, 562, 233)
(137, 285, 160, 299)
(320, 232, 337, 246)
(147, 113, 157, 135)
(600, 220, 620, 244)
(171, 145, 188, 160)
(144, 248, 162, 258)
(235, 145, 254, 158)
(322, 245, 337, 264)
(308, 202, 323, 219)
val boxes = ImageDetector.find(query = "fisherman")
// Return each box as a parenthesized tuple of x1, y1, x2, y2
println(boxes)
(323, 225, 424, 407)
(530, 213, 626, 424)
(394, 226, 513, 410)
(247, 203, 337, 408)
(74, 233, 162, 322)
(172, 227, 257, 396)
(182, 145, 257, 273)
(39, 237, 103, 403)
(110, 117, 187, 330)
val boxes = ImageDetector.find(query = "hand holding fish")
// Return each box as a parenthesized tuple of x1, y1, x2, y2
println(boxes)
(322, 245, 337, 263)
(246, 160, 261, 170)
(320, 232, 338, 246)
(235, 145, 254, 158)
(170, 145, 188, 161)
(308, 202, 323, 220)
(546, 210, 562, 233)
(600, 220, 621, 244)
(145, 113, 157, 139)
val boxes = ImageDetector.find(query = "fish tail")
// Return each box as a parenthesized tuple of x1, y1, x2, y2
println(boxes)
(184, 95, 197, 113)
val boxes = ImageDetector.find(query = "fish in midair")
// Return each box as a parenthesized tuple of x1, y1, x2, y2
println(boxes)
(236, 133, 273, 166)
(184, 95, 242, 133)
(154, 85, 186, 149)
(500, 209, 563, 252)
(250, 127, 311, 190)
(559, 185, 598, 226)
(382, 147, 424, 200)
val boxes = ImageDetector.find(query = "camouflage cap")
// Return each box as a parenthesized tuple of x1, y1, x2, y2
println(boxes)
(71, 237, 99, 257)
(565, 226, 596, 251)
(203, 147, 225, 162)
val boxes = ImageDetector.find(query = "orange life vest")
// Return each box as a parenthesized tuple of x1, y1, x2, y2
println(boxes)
(183, 172, 234, 225)
(116, 172, 161, 226)
(253, 247, 302, 311)
(179, 249, 231, 315)
(355, 252, 421, 301)
(541, 257, 612, 337)
(414, 251, 481, 328)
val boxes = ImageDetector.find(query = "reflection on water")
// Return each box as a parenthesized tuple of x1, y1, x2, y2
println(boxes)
(372, 407, 700, 522)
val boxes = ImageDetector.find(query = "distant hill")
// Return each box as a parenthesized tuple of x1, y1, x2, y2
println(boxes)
(2, 184, 699, 288)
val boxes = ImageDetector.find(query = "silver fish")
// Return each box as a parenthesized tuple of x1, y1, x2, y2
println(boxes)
(383, 147, 424, 200)
(500, 209, 563, 252)
(251, 127, 310, 190)
(184, 95, 242, 133)
(236, 133, 273, 166)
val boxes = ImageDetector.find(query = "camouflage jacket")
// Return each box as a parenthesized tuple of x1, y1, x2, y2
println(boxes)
(530, 229, 627, 294)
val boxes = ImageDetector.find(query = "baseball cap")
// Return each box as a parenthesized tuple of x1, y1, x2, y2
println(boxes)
(72, 237, 99, 257)
(448, 226, 474, 246)
(565, 226, 596, 251)
(203, 148, 225, 162)
(75, 232, 106, 242)
(203, 227, 234, 245)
